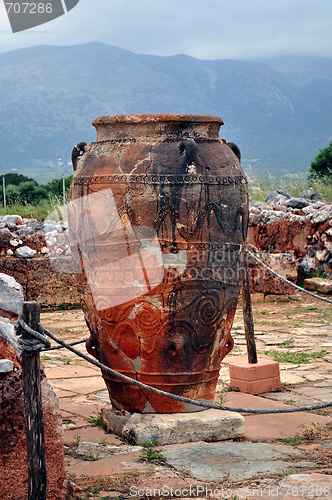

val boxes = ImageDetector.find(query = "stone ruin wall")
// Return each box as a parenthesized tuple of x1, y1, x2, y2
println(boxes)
(0, 215, 80, 308)
(0, 274, 66, 500)
(1, 186, 332, 307)
(248, 188, 332, 296)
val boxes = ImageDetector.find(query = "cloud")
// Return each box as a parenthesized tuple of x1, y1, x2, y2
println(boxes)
(0, 4, 9, 22)
(0, 0, 331, 59)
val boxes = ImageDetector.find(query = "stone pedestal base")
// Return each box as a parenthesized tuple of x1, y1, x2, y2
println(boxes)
(101, 408, 245, 446)
(229, 356, 281, 395)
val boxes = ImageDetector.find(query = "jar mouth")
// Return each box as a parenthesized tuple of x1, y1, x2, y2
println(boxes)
(92, 113, 224, 127)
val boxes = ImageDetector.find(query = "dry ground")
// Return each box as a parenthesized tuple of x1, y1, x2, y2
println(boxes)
(39, 292, 332, 499)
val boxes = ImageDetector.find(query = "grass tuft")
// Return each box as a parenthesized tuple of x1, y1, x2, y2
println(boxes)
(87, 410, 105, 429)
(280, 424, 322, 446)
(138, 441, 165, 464)
(264, 349, 326, 364)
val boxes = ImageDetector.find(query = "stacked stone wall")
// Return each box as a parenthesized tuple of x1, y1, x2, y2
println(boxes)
(1, 190, 332, 303)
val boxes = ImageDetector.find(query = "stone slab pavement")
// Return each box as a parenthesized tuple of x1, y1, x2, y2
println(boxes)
(40, 303, 332, 499)
(163, 441, 316, 482)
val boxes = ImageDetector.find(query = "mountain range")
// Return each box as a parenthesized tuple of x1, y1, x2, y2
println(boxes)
(0, 42, 331, 183)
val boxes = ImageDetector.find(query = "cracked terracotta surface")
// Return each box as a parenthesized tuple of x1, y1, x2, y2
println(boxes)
(68, 114, 248, 413)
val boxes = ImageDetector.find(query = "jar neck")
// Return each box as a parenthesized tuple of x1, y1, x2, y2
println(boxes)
(92, 114, 223, 142)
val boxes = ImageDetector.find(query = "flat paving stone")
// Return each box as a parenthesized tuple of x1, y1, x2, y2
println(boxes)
(314, 380, 332, 388)
(301, 373, 326, 382)
(262, 393, 314, 408)
(59, 398, 102, 419)
(63, 425, 122, 447)
(318, 439, 332, 450)
(233, 473, 332, 500)
(163, 442, 316, 482)
(293, 398, 324, 408)
(102, 408, 244, 445)
(278, 473, 332, 499)
(261, 391, 296, 402)
(45, 365, 99, 379)
(292, 386, 332, 403)
(91, 391, 111, 402)
(51, 387, 77, 398)
(75, 441, 142, 459)
(52, 376, 106, 394)
(263, 338, 289, 346)
(65, 450, 150, 477)
(225, 393, 332, 440)
(280, 372, 306, 385)
(62, 415, 88, 429)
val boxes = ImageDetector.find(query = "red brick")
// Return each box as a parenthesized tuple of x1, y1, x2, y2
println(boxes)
(229, 357, 281, 394)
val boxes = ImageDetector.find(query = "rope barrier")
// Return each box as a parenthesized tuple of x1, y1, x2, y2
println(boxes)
(14, 249, 332, 415)
(15, 317, 332, 415)
(41, 339, 88, 351)
(17, 317, 51, 352)
(248, 250, 332, 304)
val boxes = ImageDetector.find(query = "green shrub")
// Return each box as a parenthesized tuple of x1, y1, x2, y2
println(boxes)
(309, 142, 332, 180)
(46, 175, 73, 197)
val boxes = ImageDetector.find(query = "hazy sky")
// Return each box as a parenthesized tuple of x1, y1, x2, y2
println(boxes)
(0, 0, 332, 60)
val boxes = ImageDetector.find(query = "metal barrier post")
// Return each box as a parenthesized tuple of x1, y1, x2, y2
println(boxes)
(20, 302, 47, 500)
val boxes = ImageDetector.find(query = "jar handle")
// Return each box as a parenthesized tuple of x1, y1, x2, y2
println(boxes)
(71, 142, 88, 171)
(226, 141, 241, 162)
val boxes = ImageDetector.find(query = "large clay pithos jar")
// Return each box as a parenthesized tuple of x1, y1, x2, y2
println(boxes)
(68, 114, 248, 413)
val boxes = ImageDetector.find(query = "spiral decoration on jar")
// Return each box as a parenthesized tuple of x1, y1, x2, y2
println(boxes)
(135, 301, 162, 337)
(196, 290, 223, 327)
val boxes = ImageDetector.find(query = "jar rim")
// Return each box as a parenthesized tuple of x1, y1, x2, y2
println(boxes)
(92, 113, 224, 126)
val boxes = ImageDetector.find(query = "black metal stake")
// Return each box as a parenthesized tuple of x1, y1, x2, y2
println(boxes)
(242, 252, 258, 364)
(20, 301, 47, 500)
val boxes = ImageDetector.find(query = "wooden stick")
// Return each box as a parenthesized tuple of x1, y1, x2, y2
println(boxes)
(21, 302, 47, 500)
(242, 253, 258, 364)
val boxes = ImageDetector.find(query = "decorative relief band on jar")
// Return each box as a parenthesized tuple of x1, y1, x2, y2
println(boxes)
(71, 173, 247, 186)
